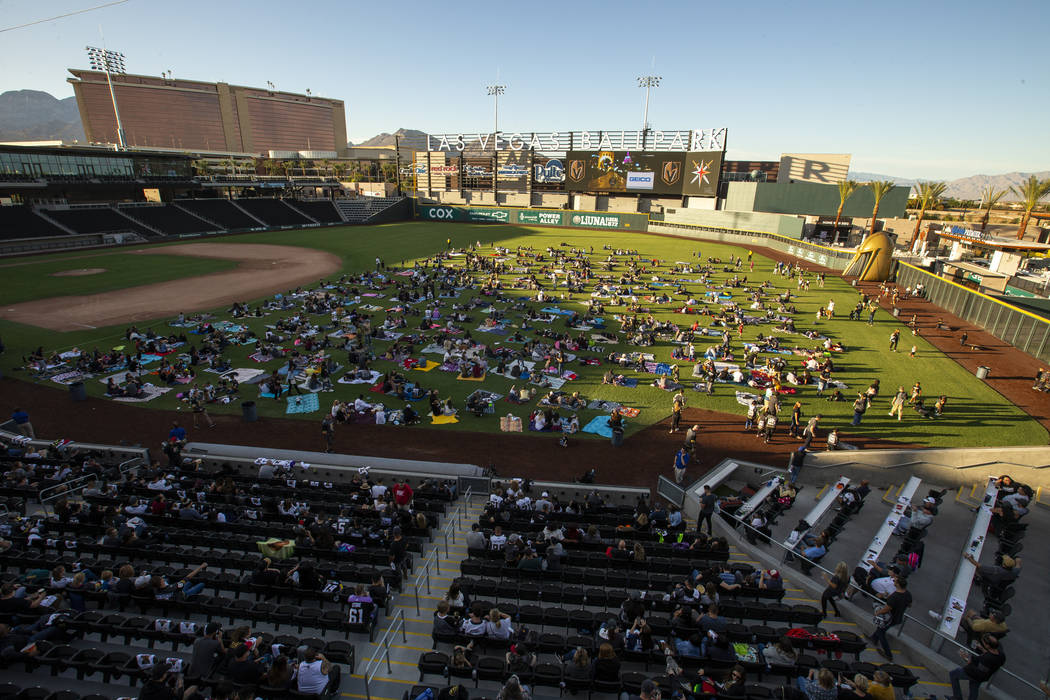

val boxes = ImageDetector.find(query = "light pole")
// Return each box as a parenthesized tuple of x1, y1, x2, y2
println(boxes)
(485, 84, 505, 139)
(637, 75, 661, 148)
(86, 46, 128, 150)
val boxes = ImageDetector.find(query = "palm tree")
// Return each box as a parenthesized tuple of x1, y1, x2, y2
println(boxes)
(332, 162, 347, 180)
(978, 186, 1008, 232)
(866, 180, 896, 238)
(1012, 175, 1050, 240)
(908, 181, 947, 249)
(833, 180, 859, 229)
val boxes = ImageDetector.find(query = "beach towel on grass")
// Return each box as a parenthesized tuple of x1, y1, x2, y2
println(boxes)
(222, 368, 266, 384)
(455, 372, 487, 382)
(420, 343, 446, 355)
(51, 371, 88, 385)
(541, 307, 576, 316)
(412, 360, 441, 372)
(581, 415, 625, 438)
(338, 370, 382, 385)
(587, 399, 623, 412)
(430, 414, 459, 425)
(112, 385, 171, 403)
(260, 387, 289, 398)
(286, 393, 319, 414)
(735, 391, 762, 406)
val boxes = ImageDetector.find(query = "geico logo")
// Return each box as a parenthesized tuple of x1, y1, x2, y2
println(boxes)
(428, 208, 455, 219)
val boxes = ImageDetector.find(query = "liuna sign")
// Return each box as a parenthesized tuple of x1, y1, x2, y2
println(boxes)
(426, 128, 727, 153)
(417, 205, 647, 231)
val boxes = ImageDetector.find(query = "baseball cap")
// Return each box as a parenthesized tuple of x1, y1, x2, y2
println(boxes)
(541, 491, 549, 498)
(767, 569, 779, 578)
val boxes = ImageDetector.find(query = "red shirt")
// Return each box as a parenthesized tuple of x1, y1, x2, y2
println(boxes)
(393, 483, 413, 505)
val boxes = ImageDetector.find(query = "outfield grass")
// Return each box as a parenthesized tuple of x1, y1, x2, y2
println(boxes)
(0, 222, 1044, 448)
(0, 252, 236, 306)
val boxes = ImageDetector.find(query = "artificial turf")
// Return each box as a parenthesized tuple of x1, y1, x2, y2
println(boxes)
(0, 222, 1044, 448)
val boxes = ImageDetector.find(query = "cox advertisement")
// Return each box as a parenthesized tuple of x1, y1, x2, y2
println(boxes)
(417, 205, 646, 230)
(564, 150, 723, 197)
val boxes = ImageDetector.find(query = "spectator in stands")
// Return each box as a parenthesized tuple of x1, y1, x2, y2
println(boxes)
(264, 655, 295, 690)
(139, 662, 185, 700)
(10, 408, 33, 439)
(393, 479, 414, 507)
(465, 523, 486, 550)
(485, 608, 514, 640)
(433, 601, 460, 637)
(489, 526, 508, 550)
(966, 552, 1019, 589)
(797, 667, 838, 700)
(839, 674, 872, 698)
(891, 507, 913, 536)
(505, 643, 535, 674)
(592, 643, 621, 683)
(443, 582, 467, 613)
(821, 562, 849, 617)
(802, 536, 827, 563)
(497, 674, 530, 700)
(388, 526, 407, 572)
(866, 670, 894, 700)
(225, 644, 266, 684)
(948, 633, 1005, 700)
(760, 636, 798, 667)
(582, 525, 602, 544)
(563, 646, 592, 681)
(187, 622, 224, 679)
(460, 607, 487, 637)
(870, 576, 911, 661)
(296, 647, 340, 695)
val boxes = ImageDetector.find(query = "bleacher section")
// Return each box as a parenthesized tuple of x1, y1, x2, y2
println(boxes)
(0, 205, 67, 240)
(335, 197, 401, 223)
(0, 430, 464, 700)
(40, 207, 158, 238)
(291, 200, 344, 224)
(175, 199, 261, 230)
(235, 198, 313, 227)
(116, 204, 219, 236)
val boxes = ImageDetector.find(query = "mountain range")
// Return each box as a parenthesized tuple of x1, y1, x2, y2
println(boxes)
(848, 169, 1050, 202)
(0, 90, 84, 142)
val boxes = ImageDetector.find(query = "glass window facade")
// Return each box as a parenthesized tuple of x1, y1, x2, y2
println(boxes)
(0, 151, 192, 178)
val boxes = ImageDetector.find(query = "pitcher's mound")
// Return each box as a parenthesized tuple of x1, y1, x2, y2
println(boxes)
(51, 268, 107, 277)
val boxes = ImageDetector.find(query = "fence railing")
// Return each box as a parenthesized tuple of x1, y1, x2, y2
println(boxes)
(896, 261, 1050, 362)
(656, 475, 686, 508)
(37, 457, 145, 514)
(412, 548, 440, 616)
(362, 609, 407, 700)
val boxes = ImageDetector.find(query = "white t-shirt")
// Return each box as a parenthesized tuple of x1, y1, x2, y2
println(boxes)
(297, 659, 328, 694)
(871, 577, 896, 596)
(371, 484, 388, 500)
(489, 534, 507, 550)
(485, 619, 513, 640)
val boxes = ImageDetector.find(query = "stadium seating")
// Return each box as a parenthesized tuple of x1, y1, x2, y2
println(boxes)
(39, 207, 158, 238)
(334, 197, 401, 223)
(116, 205, 220, 236)
(174, 199, 260, 230)
(234, 199, 313, 227)
(0, 206, 68, 240)
(289, 200, 344, 224)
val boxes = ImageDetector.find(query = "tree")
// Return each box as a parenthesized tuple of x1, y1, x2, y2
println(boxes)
(332, 162, 347, 180)
(1012, 175, 1050, 240)
(866, 180, 896, 237)
(833, 180, 859, 229)
(909, 181, 947, 248)
(978, 185, 1008, 232)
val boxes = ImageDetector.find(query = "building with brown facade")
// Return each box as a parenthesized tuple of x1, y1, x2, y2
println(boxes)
(68, 70, 347, 156)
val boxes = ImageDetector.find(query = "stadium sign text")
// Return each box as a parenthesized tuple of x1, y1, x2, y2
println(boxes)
(427, 129, 727, 153)
(571, 214, 620, 228)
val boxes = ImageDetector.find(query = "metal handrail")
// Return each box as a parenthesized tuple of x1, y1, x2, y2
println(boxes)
(717, 498, 1042, 695)
(412, 548, 439, 615)
(38, 457, 144, 514)
(442, 505, 461, 557)
(363, 609, 407, 700)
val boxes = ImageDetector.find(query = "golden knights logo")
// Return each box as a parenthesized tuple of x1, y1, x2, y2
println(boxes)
(661, 161, 681, 186)
(568, 160, 586, 182)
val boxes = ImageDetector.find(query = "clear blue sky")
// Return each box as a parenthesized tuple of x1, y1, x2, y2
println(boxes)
(2, 0, 1047, 180)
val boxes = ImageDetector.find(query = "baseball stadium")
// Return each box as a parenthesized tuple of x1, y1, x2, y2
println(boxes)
(0, 52, 1048, 700)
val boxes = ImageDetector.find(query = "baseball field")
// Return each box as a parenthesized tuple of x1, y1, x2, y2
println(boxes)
(0, 221, 1044, 448)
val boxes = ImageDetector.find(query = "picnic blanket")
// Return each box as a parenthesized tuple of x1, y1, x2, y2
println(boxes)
(338, 370, 382, 385)
(735, 391, 763, 406)
(50, 371, 88, 385)
(112, 384, 171, 403)
(455, 371, 487, 382)
(221, 368, 266, 384)
(285, 393, 320, 414)
(540, 307, 576, 316)
(412, 360, 441, 372)
(430, 414, 459, 425)
(99, 370, 139, 386)
(491, 360, 535, 381)
(532, 375, 566, 390)
(420, 343, 446, 355)
(475, 325, 508, 335)
(581, 415, 624, 438)
(249, 352, 274, 363)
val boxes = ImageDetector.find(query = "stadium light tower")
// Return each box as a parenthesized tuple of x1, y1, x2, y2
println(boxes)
(485, 84, 505, 139)
(86, 45, 128, 150)
(637, 75, 661, 146)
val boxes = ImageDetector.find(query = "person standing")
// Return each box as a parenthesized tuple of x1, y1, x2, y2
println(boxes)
(788, 445, 807, 484)
(673, 447, 690, 485)
(321, 413, 335, 453)
(789, 402, 803, 439)
(889, 386, 907, 420)
(870, 576, 911, 661)
(670, 390, 685, 433)
(803, 414, 821, 441)
(960, 331, 969, 347)
(699, 484, 716, 534)
(10, 408, 34, 439)
(948, 634, 1004, 700)
(851, 393, 868, 426)
(889, 329, 900, 352)
(821, 562, 849, 617)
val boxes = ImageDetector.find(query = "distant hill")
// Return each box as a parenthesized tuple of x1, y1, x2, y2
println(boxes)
(942, 171, 1050, 202)
(350, 128, 428, 148)
(0, 89, 83, 142)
